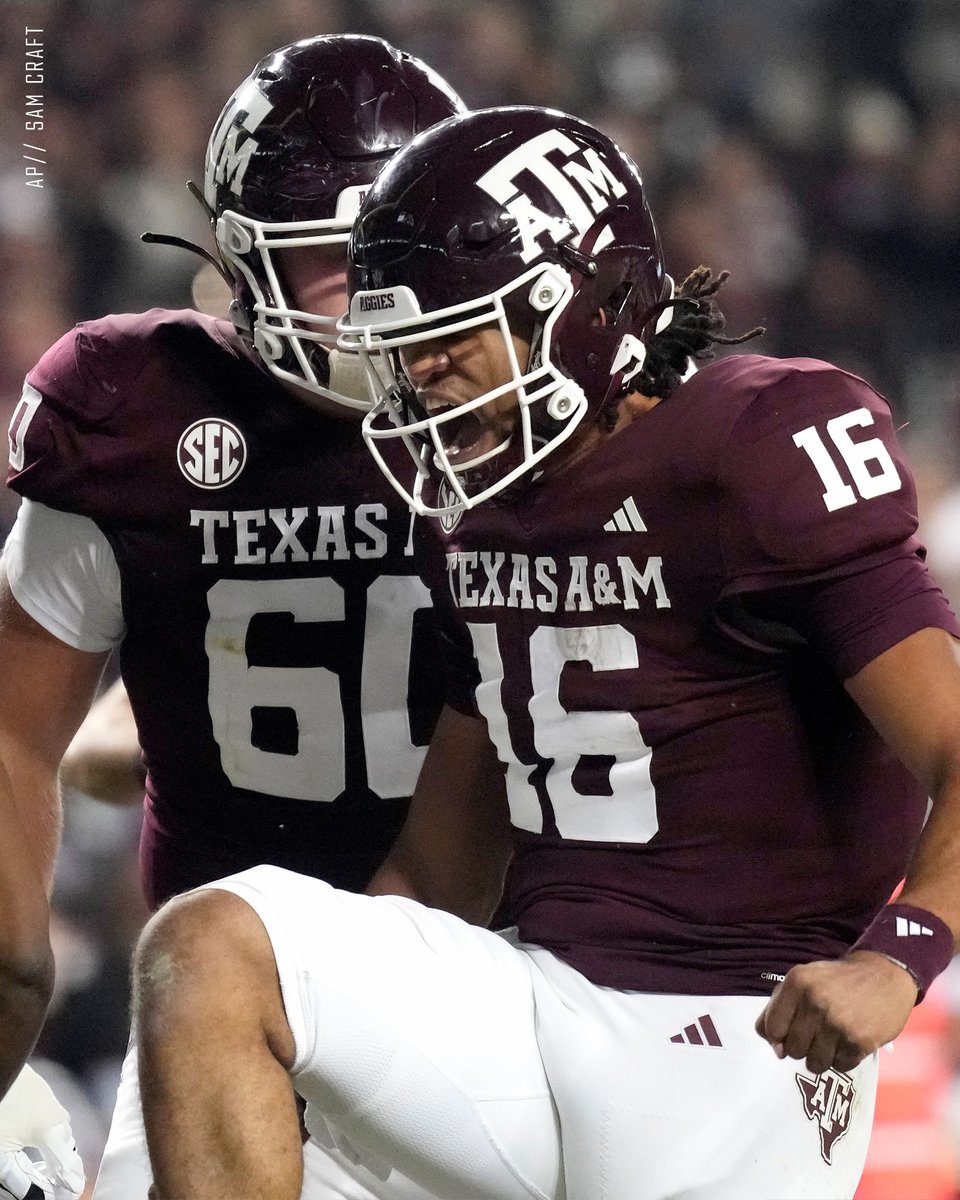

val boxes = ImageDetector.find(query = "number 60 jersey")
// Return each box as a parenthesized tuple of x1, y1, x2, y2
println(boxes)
(432, 354, 960, 996)
(8, 309, 444, 908)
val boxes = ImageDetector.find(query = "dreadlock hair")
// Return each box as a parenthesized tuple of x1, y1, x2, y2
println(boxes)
(630, 265, 764, 403)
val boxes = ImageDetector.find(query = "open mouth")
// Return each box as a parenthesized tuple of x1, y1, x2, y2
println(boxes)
(417, 392, 513, 468)
(435, 407, 489, 463)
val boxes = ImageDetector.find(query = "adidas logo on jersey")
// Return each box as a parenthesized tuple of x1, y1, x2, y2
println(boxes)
(669, 1014, 722, 1047)
(603, 496, 646, 533)
(896, 917, 935, 936)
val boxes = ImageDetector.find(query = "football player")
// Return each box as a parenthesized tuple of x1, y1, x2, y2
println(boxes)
(0, 34, 469, 1200)
(134, 106, 960, 1199)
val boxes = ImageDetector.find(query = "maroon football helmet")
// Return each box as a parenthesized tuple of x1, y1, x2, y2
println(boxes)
(202, 35, 464, 408)
(342, 105, 672, 511)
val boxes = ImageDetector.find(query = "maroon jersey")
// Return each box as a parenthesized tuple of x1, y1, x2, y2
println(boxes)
(10, 310, 443, 907)
(432, 355, 960, 995)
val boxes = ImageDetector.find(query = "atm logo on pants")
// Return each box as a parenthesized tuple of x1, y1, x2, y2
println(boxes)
(796, 1068, 854, 1164)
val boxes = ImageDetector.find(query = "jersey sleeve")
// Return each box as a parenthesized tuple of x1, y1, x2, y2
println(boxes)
(3, 499, 125, 651)
(7, 316, 172, 525)
(713, 362, 959, 673)
(730, 550, 958, 679)
(716, 364, 920, 593)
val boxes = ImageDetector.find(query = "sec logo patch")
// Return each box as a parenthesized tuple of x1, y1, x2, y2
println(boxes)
(177, 419, 247, 489)
(437, 478, 463, 533)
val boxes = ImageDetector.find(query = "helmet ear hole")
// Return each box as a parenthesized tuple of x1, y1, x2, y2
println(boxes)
(545, 382, 585, 422)
(528, 270, 566, 313)
(254, 328, 284, 362)
(217, 216, 254, 256)
(227, 299, 250, 331)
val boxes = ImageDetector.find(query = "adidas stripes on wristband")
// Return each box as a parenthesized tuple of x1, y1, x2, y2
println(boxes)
(850, 902, 954, 1003)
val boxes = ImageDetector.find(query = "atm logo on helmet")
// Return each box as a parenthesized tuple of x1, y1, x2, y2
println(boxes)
(205, 80, 273, 206)
(476, 130, 627, 264)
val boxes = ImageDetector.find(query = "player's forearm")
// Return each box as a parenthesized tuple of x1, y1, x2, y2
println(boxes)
(0, 944, 53, 1101)
(367, 836, 508, 925)
(366, 850, 435, 904)
(59, 678, 143, 805)
(367, 705, 512, 922)
(24, 784, 61, 895)
(0, 577, 110, 884)
(840, 735, 960, 1010)
(0, 752, 62, 895)
(845, 629, 960, 945)
(59, 748, 143, 805)
(896, 767, 960, 943)
(862, 686, 960, 952)
(0, 771, 55, 1099)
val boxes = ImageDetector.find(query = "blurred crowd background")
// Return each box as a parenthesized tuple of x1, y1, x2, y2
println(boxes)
(2, 0, 960, 1195)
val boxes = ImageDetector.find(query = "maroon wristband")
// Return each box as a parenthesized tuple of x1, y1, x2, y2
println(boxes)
(850, 902, 954, 1003)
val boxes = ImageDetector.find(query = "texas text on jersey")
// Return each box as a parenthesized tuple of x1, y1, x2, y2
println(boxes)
(8, 309, 444, 907)
(426, 353, 960, 995)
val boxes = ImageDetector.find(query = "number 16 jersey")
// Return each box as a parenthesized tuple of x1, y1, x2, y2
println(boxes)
(432, 354, 960, 995)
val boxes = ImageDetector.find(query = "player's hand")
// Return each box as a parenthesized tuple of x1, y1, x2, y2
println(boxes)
(754, 951, 919, 1075)
(0, 1065, 85, 1200)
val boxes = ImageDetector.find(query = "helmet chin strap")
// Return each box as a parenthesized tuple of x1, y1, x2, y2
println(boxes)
(140, 231, 233, 286)
(140, 181, 235, 288)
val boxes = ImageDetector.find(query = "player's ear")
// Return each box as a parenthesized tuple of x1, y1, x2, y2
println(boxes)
(591, 308, 608, 328)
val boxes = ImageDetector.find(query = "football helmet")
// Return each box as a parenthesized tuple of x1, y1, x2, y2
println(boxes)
(202, 35, 464, 408)
(341, 105, 672, 511)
